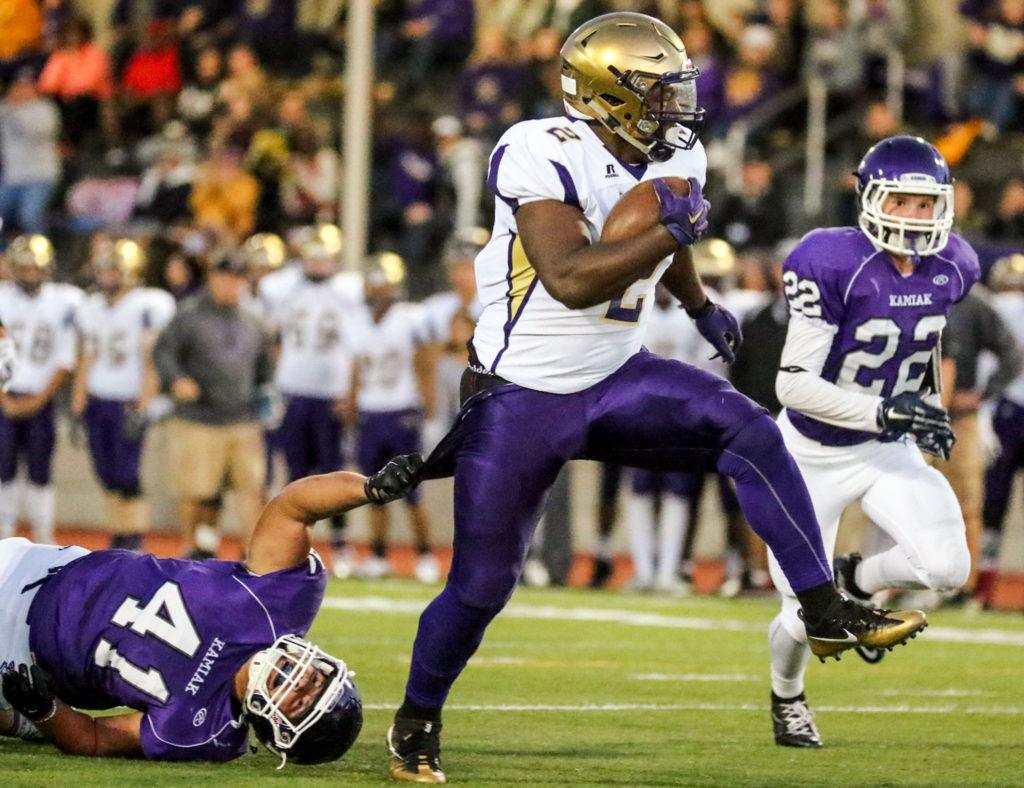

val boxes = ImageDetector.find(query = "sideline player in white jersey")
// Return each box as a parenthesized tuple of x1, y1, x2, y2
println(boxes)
(386, 14, 926, 783)
(350, 253, 439, 584)
(766, 136, 980, 748)
(0, 235, 78, 543)
(71, 239, 175, 550)
(266, 224, 361, 578)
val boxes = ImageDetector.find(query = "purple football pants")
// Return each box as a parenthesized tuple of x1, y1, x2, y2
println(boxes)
(405, 351, 832, 708)
(0, 398, 55, 484)
(84, 397, 144, 492)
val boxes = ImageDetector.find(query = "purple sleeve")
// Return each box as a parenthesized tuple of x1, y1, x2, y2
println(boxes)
(782, 230, 850, 327)
(140, 708, 249, 762)
(243, 550, 327, 637)
(943, 233, 981, 303)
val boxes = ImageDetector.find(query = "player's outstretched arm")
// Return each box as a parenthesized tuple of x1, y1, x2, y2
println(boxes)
(246, 455, 424, 574)
(516, 199, 679, 310)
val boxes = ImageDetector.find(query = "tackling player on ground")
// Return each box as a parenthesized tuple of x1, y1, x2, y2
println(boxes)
(0, 453, 422, 765)
(385, 13, 927, 783)
(767, 136, 979, 748)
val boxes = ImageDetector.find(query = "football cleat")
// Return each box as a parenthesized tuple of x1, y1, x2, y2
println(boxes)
(802, 592, 927, 661)
(588, 556, 614, 589)
(388, 717, 446, 784)
(357, 555, 392, 580)
(414, 553, 441, 584)
(771, 692, 823, 748)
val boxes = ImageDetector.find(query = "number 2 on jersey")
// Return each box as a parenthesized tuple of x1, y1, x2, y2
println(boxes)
(94, 582, 200, 702)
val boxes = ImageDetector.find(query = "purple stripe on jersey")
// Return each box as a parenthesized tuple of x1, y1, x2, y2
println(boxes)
(621, 160, 648, 180)
(490, 232, 517, 373)
(487, 144, 519, 212)
(548, 160, 581, 210)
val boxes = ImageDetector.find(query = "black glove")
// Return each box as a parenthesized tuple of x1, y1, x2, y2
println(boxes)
(917, 428, 956, 461)
(2, 664, 57, 722)
(877, 392, 951, 438)
(364, 454, 424, 505)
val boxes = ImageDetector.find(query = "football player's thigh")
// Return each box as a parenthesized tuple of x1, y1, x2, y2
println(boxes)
(861, 444, 966, 572)
(173, 420, 230, 499)
(584, 353, 759, 465)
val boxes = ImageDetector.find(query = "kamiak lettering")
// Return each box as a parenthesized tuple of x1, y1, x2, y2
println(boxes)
(185, 637, 226, 696)
(889, 293, 933, 307)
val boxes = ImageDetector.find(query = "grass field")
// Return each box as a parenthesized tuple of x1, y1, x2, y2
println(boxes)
(4, 579, 1024, 787)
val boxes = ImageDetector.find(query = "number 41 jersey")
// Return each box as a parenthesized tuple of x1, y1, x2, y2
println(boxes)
(473, 116, 707, 394)
(28, 550, 326, 761)
(782, 227, 980, 446)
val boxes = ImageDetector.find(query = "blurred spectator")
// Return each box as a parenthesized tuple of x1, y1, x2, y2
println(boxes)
(711, 155, 788, 250)
(804, 0, 865, 95)
(177, 45, 223, 140)
(0, 70, 61, 235)
(987, 176, 1024, 239)
(953, 179, 991, 236)
(189, 145, 261, 241)
(213, 93, 259, 151)
(965, 0, 1024, 134)
(400, 0, 476, 91)
(281, 125, 339, 224)
(459, 29, 527, 139)
(134, 122, 197, 225)
(432, 115, 484, 233)
(237, 0, 299, 74)
(41, 0, 74, 54)
(147, 236, 204, 301)
(851, 0, 909, 92)
(120, 20, 183, 139)
(219, 44, 269, 109)
(109, 0, 182, 73)
(719, 25, 784, 130)
(749, 0, 805, 83)
(0, 0, 43, 82)
(730, 253, 789, 414)
(836, 99, 903, 226)
(37, 16, 115, 147)
(683, 20, 726, 131)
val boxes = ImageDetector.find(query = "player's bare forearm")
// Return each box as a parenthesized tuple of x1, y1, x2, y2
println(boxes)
(71, 350, 94, 414)
(39, 705, 143, 757)
(414, 344, 437, 419)
(517, 200, 678, 309)
(660, 247, 708, 312)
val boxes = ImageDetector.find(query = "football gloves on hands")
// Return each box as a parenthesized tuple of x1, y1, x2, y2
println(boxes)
(2, 664, 57, 723)
(877, 392, 955, 460)
(364, 454, 424, 505)
(687, 299, 743, 364)
(654, 177, 710, 247)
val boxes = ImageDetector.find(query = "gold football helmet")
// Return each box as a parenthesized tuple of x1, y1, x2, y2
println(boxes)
(8, 234, 54, 270)
(93, 238, 146, 286)
(241, 233, 286, 272)
(989, 253, 1024, 293)
(364, 251, 406, 288)
(691, 238, 736, 280)
(560, 12, 704, 161)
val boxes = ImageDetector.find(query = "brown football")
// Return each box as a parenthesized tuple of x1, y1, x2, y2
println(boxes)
(601, 176, 691, 243)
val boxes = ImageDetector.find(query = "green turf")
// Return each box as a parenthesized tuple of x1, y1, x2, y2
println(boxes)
(4, 580, 1024, 786)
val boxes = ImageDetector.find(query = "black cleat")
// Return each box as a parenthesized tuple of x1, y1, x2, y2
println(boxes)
(588, 556, 614, 589)
(771, 692, 823, 748)
(388, 717, 446, 783)
(802, 592, 926, 661)
(833, 553, 872, 601)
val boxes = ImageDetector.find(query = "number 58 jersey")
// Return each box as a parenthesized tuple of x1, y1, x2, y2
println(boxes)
(28, 550, 326, 761)
(782, 227, 980, 446)
(473, 116, 707, 394)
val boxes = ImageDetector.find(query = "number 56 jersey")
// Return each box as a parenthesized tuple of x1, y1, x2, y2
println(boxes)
(782, 227, 980, 446)
(473, 116, 706, 394)
(28, 549, 326, 761)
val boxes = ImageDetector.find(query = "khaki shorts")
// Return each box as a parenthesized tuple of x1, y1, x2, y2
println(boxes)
(934, 412, 984, 521)
(167, 419, 266, 500)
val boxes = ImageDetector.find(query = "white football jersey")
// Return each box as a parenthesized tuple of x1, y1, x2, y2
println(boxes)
(421, 290, 483, 344)
(77, 288, 176, 400)
(473, 116, 707, 393)
(0, 282, 79, 394)
(643, 287, 726, 376)
(272, 276, 359, 398)
(993, 290, 1024, 405)
(351, 302, 430, 412)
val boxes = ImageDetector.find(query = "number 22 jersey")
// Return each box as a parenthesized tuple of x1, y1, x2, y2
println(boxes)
(28, 549, 326, 761)
(472, 116, 707, 394)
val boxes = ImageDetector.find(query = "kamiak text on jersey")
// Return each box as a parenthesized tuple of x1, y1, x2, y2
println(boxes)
(889, 293, 934, 307)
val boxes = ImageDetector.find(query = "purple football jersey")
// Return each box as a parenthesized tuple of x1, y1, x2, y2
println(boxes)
(28, 550, 326, 761)
(782, 227, 980, 446)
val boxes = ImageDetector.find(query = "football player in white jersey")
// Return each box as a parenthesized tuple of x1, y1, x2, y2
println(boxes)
(385, 14, 926, 783)
(71, 239, 175, 550)
(350, 253, 439, 584)
(269, 224, 360, 578)
(766, 136, 980, 748)
(0, 235, 79, 543)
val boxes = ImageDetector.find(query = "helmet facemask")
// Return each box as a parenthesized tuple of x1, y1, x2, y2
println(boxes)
(245, 635, 357, 768)
(858, 177, 954, 258)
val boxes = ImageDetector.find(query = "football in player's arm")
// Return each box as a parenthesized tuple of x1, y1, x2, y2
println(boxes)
(0, 454, 422, 763)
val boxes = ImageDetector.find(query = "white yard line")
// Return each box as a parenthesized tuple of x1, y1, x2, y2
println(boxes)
(629, 673, 760, 682)
(320, 596, 1024, 647)
(360, 701, 1024, 715)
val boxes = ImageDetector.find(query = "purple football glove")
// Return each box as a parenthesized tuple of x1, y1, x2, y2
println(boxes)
(687, 299, 743, 364)
(653, 177, 710, 247)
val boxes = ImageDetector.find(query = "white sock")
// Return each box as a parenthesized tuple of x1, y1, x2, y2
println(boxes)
(656, 496, 689, 586)
(626, 493, 656, 586)
(769, 614, 809, 699)
(856, 546, 927, 593)
(25, 484, 55, 544)
(0, 478, 22, 538)
(724, 548, 744, 581)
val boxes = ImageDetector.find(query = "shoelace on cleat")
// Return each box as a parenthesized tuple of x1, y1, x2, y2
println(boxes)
(778, 700, 818, 739)
(394, 726, 441, 766)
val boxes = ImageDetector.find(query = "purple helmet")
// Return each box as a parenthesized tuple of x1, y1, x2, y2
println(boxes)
(855, 135, 954, 257)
